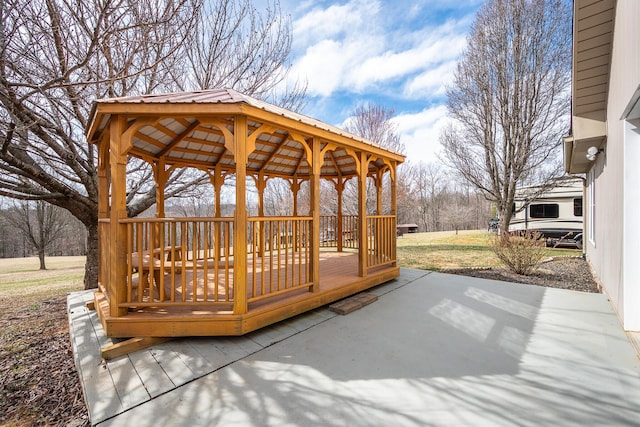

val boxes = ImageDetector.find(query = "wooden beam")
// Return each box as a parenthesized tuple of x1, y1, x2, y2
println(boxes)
(158, 120, 200, 157)
(259, 134, 291, 173)
(101, 337, 171, 360)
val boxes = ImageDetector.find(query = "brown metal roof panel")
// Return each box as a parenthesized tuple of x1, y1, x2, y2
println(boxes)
(97, 88, 236, 105)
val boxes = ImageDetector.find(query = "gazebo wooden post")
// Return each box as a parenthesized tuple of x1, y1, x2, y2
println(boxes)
(334, 178, 345, 252)
(309, 138, 321, 292)
(233, 115, 248, 315)
(152, 159, 168, 251)
(376, 171, 383, 215)
(212, 164, 224, 218)
(290, 178, 300, 216)
(210, 164, 225, 259)
(154, 158, 167, 218)
(375, 168, 384, 263)
(108, 116, 128, 317)
(290, 177, 301, 252)
(97, 134, 110, 292)
(390, 163, 397, 264)
(358, 152, 369, 277)
(254, 172, 267, 256)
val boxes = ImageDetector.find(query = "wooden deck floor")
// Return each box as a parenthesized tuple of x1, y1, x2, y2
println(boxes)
(96, 251, 399, 337)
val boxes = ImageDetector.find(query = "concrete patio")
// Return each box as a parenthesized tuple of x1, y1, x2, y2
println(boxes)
(68, 268, 640, 426)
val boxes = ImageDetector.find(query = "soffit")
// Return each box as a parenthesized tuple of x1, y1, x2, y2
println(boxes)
(573, 0, 616, 120)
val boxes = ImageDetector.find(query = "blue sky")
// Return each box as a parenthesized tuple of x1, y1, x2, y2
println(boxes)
(277, 0, 484, 163)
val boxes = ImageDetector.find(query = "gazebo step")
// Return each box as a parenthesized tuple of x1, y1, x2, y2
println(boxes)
(329, 292, 378, 315)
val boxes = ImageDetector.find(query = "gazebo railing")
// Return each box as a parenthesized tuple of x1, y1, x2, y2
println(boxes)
(120, 217, 235, 307)
(247, 216, 312, 302)
(366, 215, 396, 268)
(98, 214, 395, 311)
(319, 215, 359, 249)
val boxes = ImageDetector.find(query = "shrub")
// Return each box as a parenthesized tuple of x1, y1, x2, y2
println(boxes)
(491, 231, 547, 275)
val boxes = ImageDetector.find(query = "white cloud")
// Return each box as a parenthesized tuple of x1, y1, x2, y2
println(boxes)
(394, 105, 451, 164)
(292, 0, 381, 49)
(403, 60, 458, 98)
(287, 1, 473, 99)
(277, 0, 481, 168)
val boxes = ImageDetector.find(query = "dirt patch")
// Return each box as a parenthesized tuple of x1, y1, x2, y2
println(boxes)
(443, 256, 599, 293)
(0, 296, 89, 427)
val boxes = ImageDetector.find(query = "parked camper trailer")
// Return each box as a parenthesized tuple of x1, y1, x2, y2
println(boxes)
(509, 178, 584, 248)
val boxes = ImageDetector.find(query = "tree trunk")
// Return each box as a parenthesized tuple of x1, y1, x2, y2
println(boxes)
(84, 220, 99, 290)
(38, 249, 46, 270)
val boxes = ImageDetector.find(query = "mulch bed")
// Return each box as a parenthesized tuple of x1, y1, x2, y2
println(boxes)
(443, 256, 599, 293)
(0, 256, 598, 426)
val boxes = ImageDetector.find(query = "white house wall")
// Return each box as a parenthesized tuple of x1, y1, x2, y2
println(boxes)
(588, 0, 640, 331)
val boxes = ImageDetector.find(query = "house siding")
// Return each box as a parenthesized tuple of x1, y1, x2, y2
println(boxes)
(587, 0, 640, 331)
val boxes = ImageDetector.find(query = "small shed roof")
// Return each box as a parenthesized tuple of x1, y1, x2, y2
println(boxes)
(86, 88, 404, 179)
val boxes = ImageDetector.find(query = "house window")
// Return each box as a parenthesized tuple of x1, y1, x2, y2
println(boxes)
(588, 170, 595, 245)
(529, 203, 559, 218)
(573, 197, 583, 217)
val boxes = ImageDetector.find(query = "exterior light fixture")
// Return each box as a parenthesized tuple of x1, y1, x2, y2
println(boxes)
(586, 146, 603, 161)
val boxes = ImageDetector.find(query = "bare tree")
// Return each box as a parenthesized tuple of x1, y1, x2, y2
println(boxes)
(441, 0, 571, 234)
(181, 0, 307, 110)
(5, 201, 68, 269)
(0, 0, 304, 288)
(344, 104, 405, 155)
(342, 103, 405, 215)
(412, 162, 447, 232)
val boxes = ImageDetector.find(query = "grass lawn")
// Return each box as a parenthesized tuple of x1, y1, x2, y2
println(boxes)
(396, 230, 580, 271)
(0, 256, 85, 305)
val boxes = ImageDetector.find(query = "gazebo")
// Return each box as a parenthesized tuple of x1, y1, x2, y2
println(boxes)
(86, 88, 404, 340)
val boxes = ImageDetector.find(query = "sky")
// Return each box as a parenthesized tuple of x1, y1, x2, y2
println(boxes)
(277, 0, 484, 163)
